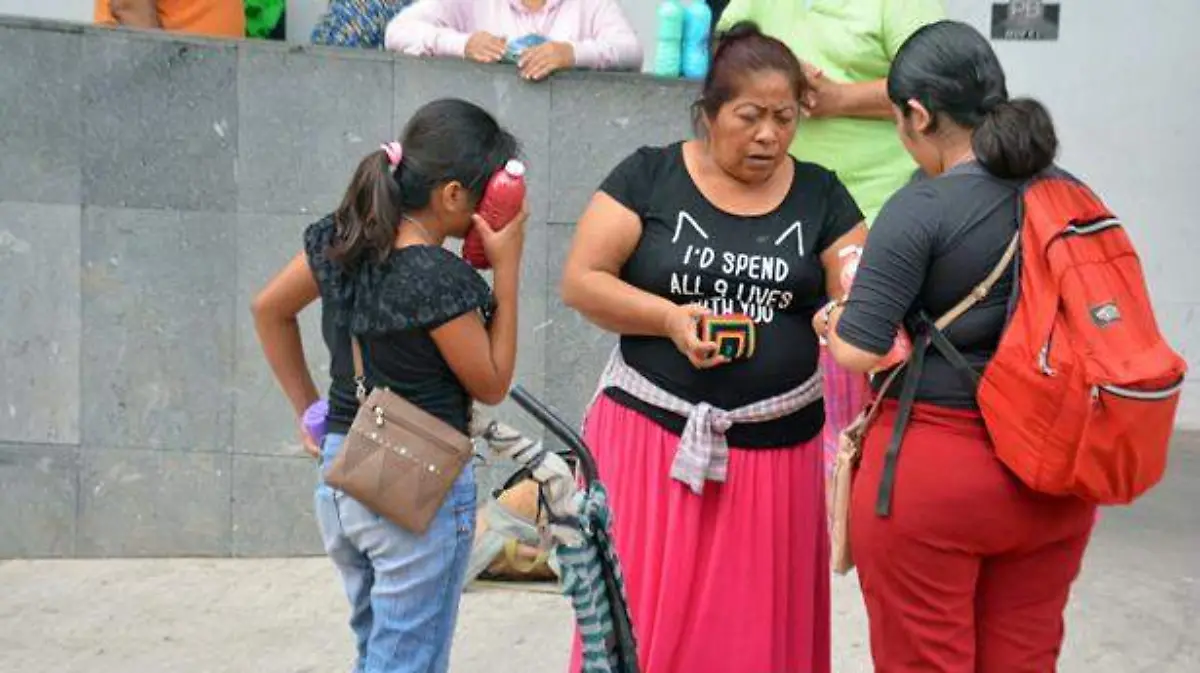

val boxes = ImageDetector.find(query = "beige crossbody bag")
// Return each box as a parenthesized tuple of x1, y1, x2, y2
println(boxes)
(323, 336, 474, 535)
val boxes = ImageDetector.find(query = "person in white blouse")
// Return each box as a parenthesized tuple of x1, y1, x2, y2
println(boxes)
(385, 0, 643, 81)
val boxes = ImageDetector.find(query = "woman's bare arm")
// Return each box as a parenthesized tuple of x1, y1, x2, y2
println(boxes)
(560, 192, 679, 337)
(430, 263, 519, 406)
(817, 223, 884, 373)
(430, 210, 526, 406)
(820, 222, 869, 300)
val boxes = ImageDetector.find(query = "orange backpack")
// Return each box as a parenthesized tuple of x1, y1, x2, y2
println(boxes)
(876, 167, 1187, 515)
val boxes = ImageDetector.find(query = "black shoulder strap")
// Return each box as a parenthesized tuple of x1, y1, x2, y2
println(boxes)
(874, 330, 929, 517)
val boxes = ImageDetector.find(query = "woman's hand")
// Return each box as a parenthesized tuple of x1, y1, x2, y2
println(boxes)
(801, 65, 849, 119)
(519, 41, 575, 81)
(813, 299, 841, 345)
(800, 60, 893, 120)
(466, 32, 507, 63)
(474, 201, 528, 272)
(665, 303, 727, 369)
(299, 424, 320, 460)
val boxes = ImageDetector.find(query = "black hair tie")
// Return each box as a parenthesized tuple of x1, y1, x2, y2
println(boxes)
(979, 93, 1008, 114)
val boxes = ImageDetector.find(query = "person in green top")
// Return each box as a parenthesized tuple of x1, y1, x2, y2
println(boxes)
(717, 0, 946, 225)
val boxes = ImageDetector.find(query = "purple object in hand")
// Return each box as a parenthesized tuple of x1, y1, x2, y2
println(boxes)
(302, 399, 329, 447)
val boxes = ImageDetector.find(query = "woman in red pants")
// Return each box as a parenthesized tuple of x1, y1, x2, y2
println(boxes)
(816, 21, 1096, 673)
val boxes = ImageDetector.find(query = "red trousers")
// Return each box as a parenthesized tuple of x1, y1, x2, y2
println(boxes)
(851, 401, 1096, 673)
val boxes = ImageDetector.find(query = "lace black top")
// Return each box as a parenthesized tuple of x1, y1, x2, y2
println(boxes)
(304, 216, 496, 434)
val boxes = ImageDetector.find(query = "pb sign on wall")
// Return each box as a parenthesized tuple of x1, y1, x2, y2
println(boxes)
(992, 0, 1061, 41)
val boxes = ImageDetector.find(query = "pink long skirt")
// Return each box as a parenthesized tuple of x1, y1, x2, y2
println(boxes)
(568, 395, 831, 673)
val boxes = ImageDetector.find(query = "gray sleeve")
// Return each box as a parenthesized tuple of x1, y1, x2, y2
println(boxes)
(835, 185, 938, 355)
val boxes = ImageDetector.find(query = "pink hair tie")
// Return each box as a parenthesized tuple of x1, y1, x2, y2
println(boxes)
(380, 141, 403, 168)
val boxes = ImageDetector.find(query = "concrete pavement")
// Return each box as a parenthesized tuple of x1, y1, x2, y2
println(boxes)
(1, 440, 1195, 673)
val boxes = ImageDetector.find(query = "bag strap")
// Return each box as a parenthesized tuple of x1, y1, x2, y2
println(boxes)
(924, 230, 1021, 390)
(874, 330, 928, 515)
(873, 230, 1020, 517)
(933, 232, 1020, 331)
(350, 336, 368, 403)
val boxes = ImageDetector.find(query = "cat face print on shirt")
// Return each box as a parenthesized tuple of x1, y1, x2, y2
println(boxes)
(649, 207, 825, 325)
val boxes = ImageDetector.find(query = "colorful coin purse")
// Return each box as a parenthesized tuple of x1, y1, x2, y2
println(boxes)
(697, 313, 757, 361)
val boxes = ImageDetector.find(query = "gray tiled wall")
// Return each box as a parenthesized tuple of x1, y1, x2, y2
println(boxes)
(3, 16, 1197, 558)
(0, 17, 697, 558)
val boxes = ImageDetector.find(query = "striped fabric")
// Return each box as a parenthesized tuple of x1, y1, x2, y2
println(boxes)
(587, 348, 824, 495)
(557, 482, 638, 673)
(472, 412, 637, 669)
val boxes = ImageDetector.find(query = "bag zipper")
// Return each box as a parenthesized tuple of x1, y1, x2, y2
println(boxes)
(1062, 218, 1121, 237)
(1037, 218, 1121, 377)
(1092, 378, 1185, 402)
(1038, 336, 1056, 376)
(366, 393, 467, 450)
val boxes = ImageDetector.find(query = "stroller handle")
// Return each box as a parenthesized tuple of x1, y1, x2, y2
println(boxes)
(508, 385, 600, 487)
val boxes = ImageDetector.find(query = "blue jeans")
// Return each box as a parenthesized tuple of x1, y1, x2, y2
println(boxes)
(316, 433, 476, 673)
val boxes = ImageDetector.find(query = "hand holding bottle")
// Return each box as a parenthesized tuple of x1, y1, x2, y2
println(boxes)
(473, 202, 528, 273)
(464, 160, 528, 269)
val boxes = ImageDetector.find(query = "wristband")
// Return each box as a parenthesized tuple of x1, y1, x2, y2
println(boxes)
(818, 300, 843, 342)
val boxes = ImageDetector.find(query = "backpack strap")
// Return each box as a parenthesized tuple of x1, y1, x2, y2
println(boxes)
(874, 231, 1020, 517)
(925, 231, 1021, 390)
(874, 331, 928, 515)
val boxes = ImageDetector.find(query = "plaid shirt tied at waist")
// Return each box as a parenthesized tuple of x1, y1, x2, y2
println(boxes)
(587, 348, 824, 495)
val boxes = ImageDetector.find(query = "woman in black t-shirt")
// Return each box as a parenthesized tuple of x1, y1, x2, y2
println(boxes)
(819, 21, 1096, 673)
(251, 98, 526, 673)
(560, 24, 866, 673)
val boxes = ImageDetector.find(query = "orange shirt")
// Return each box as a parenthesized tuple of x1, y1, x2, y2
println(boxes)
(95, 0, 245, 39)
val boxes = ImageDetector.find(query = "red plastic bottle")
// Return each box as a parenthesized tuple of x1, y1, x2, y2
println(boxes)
(463, 159, 527, 269)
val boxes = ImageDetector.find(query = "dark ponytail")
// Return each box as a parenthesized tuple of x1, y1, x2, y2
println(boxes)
(972, 98, 1057, 179)
(328, 150, 403, 266)
(328, 98, 520, 268)
(889, 20, 1058, 180)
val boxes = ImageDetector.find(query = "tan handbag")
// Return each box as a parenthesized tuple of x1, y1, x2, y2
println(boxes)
(830, 368, 900, 575)
(830, 233, 1019, 575)
(323, 336, 474, 535)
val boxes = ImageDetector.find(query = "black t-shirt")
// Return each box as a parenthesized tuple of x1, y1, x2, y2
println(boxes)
(836, 163, 1019, 408)
(304, 217, 496, 434)
(600, 143, 863, 448)
(319, 307, 357, 435)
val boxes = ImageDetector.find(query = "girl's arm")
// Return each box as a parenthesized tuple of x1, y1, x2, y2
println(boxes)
(251, 252, 322, 455)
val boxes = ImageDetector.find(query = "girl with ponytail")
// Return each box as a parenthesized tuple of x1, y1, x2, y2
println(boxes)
(817, 21, 1093, 673)
(252, 97, 525, 673)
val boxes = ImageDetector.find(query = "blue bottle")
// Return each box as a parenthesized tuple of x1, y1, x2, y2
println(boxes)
(681, 0, 713, 80)
(653, 0, 685, 78)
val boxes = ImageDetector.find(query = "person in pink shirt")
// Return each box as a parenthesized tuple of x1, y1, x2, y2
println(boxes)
(385, 0, 643, 81)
